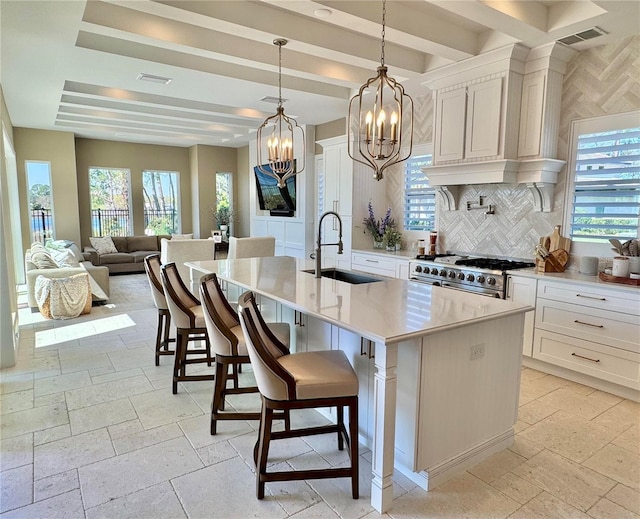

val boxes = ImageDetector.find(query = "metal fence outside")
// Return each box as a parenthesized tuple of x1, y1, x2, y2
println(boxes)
(91, 208, 178, 236)
(30, 208, 53, 243)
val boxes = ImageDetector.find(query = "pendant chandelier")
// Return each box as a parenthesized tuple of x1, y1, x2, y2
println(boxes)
(256, 38, 305, 189)
(348, 0, 413, 181)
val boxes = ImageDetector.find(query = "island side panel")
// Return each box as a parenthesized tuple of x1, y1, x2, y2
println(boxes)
(416, 313, 525, 489)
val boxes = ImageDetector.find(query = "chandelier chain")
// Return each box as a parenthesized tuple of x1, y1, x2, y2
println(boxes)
(278, 42, 283, 107)
(380, 0, 386, 66)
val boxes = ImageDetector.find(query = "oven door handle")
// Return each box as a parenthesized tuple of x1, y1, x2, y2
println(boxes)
(437, 282, 501, 298)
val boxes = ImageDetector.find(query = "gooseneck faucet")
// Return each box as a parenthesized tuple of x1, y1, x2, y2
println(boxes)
(313, 211, 343, 277)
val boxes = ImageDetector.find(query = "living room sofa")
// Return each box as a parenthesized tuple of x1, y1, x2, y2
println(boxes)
(25, 246, 110, 310)
(85, 235, 169, 274)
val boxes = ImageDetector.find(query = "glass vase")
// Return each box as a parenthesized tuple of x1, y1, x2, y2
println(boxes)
(373, 238, 384, 249)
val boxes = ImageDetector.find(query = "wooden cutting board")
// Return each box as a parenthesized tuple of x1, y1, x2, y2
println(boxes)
(540, 225, 571, 254)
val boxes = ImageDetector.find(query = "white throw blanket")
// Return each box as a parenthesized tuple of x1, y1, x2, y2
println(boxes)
(35, 273, 90, 319)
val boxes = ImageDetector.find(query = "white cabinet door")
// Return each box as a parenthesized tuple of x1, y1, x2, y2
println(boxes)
(518, 73, 545, 157)
(506, 275, 537, 357)
(465, 77, 502, 159)
(434, 88, 466, 162)
(323, 141, 352, 217)
(396, 259, 410, 280)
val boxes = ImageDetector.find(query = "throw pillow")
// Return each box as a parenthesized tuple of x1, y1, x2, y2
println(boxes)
(31, 250, 59, 269)
(50, 248, 80, 268)
(89, 236, 118, 255)
(171, 233, 194, 240)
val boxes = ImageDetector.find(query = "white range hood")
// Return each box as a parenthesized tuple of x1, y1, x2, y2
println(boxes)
(422, 43, 576, 212)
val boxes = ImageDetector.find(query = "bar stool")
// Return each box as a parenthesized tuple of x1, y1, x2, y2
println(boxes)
(238, 291, 359, 500)
(144, 254, 175, 366)
(200, 273, 291, 435)
(160, 262, 213, 394)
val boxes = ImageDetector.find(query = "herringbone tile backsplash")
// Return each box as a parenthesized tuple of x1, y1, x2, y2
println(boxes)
(382, 36, 639, 261)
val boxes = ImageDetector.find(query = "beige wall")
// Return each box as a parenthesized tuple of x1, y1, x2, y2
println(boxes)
(75, 138, 190, 247)
(236, 145, 250, 237)
(14, 128, 80, 247)
(315, 118, 346, 153)
(1, 83, 19, 367)
(188, 144, 237, 238)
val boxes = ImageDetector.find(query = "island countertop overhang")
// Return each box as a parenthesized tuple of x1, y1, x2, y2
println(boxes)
(186, 256, 532, 344)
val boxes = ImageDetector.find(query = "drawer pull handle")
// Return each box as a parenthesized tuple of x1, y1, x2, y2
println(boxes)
(574, 320, 604, 329)
(366, 259, 379, 263)
(571, 352, 600, 363)
(576, 294, 606, 301)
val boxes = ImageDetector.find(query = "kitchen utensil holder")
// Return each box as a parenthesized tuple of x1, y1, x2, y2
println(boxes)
(466, 196, 495, 215)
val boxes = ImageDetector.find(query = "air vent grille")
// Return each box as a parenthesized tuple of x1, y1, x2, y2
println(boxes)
(558, 26, 607, 46)
(137, 73, 172, 85)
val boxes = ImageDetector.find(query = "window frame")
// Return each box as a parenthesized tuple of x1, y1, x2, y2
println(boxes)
(142, 170, 181, 235)
(88, 166, 133, 237)
(403, 143, 436, 232)
(26, 160, 55, 243)
(562, 111, 640, 257)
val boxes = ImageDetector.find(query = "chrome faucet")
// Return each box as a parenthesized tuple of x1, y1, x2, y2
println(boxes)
(313, 211, 343, 277)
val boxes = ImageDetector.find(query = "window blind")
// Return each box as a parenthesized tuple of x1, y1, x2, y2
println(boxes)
(570, 127, 640, 242)
(404, 155, 435, 231)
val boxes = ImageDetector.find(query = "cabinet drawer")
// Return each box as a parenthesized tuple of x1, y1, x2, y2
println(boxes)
(535, 299, 640, 354)
(533, 329, 640, 390)
(351, 253, 396, 276)
(537, 279, 640, 315)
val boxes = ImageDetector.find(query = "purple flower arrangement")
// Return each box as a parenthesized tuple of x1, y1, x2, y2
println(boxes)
(363, 201, 395, 241)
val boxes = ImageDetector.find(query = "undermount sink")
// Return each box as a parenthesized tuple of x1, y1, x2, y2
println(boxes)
(302, 268, 382, 284)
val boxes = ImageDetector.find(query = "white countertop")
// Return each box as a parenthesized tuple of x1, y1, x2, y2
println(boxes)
(508, 267, 640, 294)
(187, 256, 531, 344)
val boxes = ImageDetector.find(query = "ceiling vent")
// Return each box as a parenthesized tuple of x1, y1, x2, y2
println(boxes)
(137, 73, 172, 85)
(557, 26, 608, 46)
(260, 96, 288, 104)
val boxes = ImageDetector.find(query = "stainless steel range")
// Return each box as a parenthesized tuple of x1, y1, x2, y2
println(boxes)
(409, 254, 535, 298)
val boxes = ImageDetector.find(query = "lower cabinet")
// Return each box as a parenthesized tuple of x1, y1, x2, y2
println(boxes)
(532, 279, 640, 391)
(351, 251, 410, 279)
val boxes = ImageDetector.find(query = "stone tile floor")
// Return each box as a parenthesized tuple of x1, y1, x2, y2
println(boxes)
(1, 274, 638, 518)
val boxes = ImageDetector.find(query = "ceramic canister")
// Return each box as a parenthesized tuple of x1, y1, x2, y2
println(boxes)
(579, 256, 599, 276)
(612, 256, 630, 277)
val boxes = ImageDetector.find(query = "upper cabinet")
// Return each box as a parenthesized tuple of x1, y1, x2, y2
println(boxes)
(320, 136, 353, 217)
(433, 74, 521, 165)
(434, 77, 503, 163)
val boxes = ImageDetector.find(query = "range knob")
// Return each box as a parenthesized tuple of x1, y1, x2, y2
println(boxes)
(476, 275, 486, 283)
(448, 270, 456, 278)
(415, 265, 423, 273)
(439, 269, 447, 277)
(431, 267, 439, 275)
(487, 277, 497, 285)
(466, 273, 475, 282)
(457, 272, 465, 280)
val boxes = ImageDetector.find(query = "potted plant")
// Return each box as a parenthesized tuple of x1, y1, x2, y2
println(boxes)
(383, 228, 402, 251)
(211, 205, 235, 238)
(363, 201, 395, 249)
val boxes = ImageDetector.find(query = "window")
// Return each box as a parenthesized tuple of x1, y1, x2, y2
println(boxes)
(26, 161, 54, 243)
(89, 168, 131, 236)
(403, 152, 435, 231)
(316, 155, 324, 221)
(143, 170, 179, 235)
(566, 112, 640, 244)
(216, 172, 233, 235)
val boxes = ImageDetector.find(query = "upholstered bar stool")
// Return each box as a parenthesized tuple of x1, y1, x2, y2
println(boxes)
(144, 254, 175, 366)
(238, 291, 359, 500)
(200, 273, 291, 435)
(160, 262, 214, 394)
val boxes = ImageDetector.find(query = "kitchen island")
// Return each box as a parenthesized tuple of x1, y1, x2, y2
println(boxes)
(186, 256, 531, 513)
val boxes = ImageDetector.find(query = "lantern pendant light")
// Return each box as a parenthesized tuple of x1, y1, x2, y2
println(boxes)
(256, 38, 305, 188)
(348, 0, 413, 181)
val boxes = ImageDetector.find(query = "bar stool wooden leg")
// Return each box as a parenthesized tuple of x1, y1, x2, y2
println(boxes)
(349, 398, 359, 499)
(256, 402, 274, 500)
